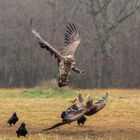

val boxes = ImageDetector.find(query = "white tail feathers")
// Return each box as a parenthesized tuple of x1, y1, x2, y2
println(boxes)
(32, 29, 44, 43)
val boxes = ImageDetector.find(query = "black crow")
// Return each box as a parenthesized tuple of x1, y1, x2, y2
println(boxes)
(8, 112, 18, 127)
(77, 115, 86, 125)
(16, 123, 28, 137)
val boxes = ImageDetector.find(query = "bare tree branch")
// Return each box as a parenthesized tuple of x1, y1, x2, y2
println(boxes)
(109, 4, 140, 31)
(117, 0, 131, 19)
(88, 0, 112, 16)
(79, 0, 91, 8)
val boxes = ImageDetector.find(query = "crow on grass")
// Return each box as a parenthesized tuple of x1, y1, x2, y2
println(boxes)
(77, 115, 86, 125)
(16, 123, 28, 137)
(8, 112, 18, 127)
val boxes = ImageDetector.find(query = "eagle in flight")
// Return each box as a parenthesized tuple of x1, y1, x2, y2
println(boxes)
(31, 20, 85, 87)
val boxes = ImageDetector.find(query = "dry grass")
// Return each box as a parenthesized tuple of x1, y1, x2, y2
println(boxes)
(0, 88, 139, 140)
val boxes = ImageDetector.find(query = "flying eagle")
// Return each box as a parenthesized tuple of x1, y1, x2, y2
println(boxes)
(43, 93, 108, 131)
(31, 20, 85, 87)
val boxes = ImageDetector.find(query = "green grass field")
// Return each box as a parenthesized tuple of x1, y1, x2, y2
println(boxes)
(0, 88, 140, 140)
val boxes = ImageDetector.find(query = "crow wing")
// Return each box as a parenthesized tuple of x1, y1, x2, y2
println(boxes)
(64, 23, 81, 57)
(8, 115, 15, 123)
(31, 19, 63, 62)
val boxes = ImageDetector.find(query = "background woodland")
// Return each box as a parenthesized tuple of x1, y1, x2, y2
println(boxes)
(0, 0, 140, 88)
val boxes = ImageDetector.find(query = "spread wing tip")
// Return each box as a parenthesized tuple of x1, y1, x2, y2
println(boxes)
(30, 19, 44, 43)
(64, 22, 79, 45)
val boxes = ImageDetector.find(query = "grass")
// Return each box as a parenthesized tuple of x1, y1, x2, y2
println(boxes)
(22, 88, 76, 99)
(0, 88, 140, 140)
(0, 88, 76, 99)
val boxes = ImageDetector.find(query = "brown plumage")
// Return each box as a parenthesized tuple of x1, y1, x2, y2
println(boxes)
(85, 93, 108, 116)
(31, 19, 85, 87)
(43, 93, 108, 131)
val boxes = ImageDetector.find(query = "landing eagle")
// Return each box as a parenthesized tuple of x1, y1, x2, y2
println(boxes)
(31, 20, 85, 87)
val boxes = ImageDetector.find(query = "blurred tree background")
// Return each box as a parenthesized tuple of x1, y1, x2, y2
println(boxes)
(0, 0, 140, 88)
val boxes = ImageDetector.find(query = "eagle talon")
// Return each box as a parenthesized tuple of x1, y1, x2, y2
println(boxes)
(81, 70, 86, 75)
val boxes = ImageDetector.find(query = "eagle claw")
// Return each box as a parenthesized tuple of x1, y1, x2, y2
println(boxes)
(81, 70, 86, 75)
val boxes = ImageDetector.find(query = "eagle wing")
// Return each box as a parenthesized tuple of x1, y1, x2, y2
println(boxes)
(43, 94, 108, 131)
(63, 100, 87, 122)
(44, 109, 86, 131)
(63, 23, 81, 57)
(31, 19, 63, 62)
(43, 121, 68, 131)
(85, 93, 108, 116)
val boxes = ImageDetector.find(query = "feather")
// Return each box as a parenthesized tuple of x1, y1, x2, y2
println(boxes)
(43, 121, 68, 131)
(85, 93, 108, 116)
(64, 23, 81, 56)
(30, 19, 63, 62)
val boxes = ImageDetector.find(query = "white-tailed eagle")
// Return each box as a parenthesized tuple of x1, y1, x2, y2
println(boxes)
(31, 19, 85, 87)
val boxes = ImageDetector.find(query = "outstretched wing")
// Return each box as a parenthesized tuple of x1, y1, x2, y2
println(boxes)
(64, 23, 81, 56)
(85, 93, 108, 116)
(94, 93, 108, 111)
(43, 121, 68, 131)
(30, 19, 63, 62)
